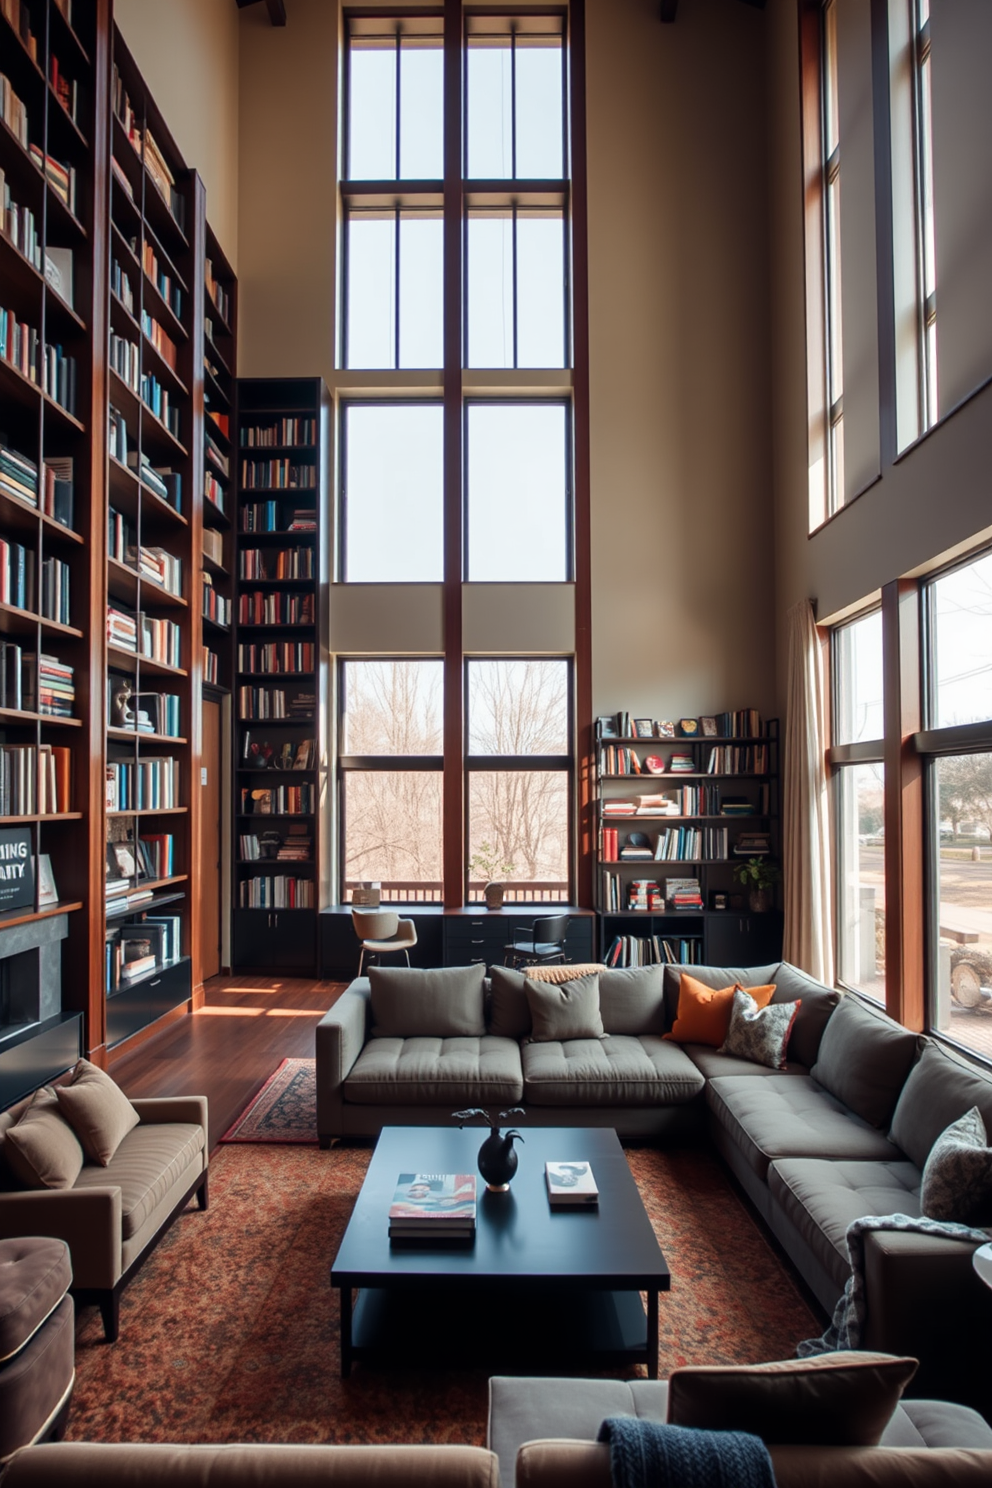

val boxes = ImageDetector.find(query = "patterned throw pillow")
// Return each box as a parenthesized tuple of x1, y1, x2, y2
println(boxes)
(719, 989, 800, 1071)
(920, 1106, 992, 1225)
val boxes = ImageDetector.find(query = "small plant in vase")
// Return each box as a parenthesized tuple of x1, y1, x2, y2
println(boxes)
(454, 1107, 526, 1191)
(732, 857, 781, 913)
(469, 842, 515, 910)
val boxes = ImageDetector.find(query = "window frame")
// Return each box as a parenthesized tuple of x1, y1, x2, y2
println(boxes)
(338, 396, 446, 584)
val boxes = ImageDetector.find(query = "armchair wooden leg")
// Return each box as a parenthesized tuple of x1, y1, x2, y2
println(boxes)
(197, 1172, 209, 1210)
(99, 1288, 120, 1343)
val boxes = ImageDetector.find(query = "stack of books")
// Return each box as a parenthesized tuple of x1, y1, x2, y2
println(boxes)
(734, 831, 771, 856)
(546, 1161, 599, 1208)
(0, 443, 37, 505)
(668, 752, 695, 774)
(664, 876, 704, 910)
(107, 605, 137, 653)
(626, 878, 663, 912)
(387, 1173, 477, 1241)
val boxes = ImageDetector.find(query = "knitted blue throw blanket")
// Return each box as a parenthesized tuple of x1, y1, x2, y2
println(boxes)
(597, 1417, 776, 1488)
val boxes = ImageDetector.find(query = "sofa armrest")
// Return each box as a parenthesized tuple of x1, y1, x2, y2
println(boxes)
(0, 1187, 123, 1288)
(130, 1096, 209, 1135)
(316, 983, 371, 1142)
(863, 1229, 992, 1414)
(515, 1440, 992, 1488)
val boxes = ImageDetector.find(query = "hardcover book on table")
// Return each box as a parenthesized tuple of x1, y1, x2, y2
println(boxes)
(545, 1161, 599, 1207)
(387, 1173, 477, 1236)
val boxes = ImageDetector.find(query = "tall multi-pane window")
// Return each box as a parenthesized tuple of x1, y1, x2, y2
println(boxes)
(922, 551, 992, 1056)
(830, 610, 885, 1001)
(336, 10, 577, 905)
(821, 0, 844, 517)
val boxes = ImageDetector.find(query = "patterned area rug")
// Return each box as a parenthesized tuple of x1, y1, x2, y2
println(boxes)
(67, 1141, 821, 1445)
(221, 1058, 318, 1144)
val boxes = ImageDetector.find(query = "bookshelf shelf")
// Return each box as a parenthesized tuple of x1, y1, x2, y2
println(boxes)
(595, 712, 782, 968)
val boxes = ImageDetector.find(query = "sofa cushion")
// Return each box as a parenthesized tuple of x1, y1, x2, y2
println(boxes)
(522, 1035, 704, 1107)
(720, 989, 799, 1070)
(768, 1158, 923, 1292)
(667, 1352, 918, 1446)
(525, 974, 604, 1043)
(707, 1075, 905, 1183)
(664, 973, 776, 1047)
(344, 1035, 524, 1106)
(599, 964, 667, 1036)
(768, 963, 842, 1067)
(0, 1236, 72, 1360)
(663, 962, 779, 1030)
(55, 1058, 140, 1166)
(369, 964, 486, 1039)
(811, 996, 919, 1130)
(73, 1121, 204, 1240)
(683, 1044, 809, 1080)
(889, 1041, 992, 1169)
(488, 965, 531, 1040)
(3, 1088, 84, 1191)
(920, 1107, 992, 1225)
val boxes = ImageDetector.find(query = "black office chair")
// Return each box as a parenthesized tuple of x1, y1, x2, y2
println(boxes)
(503, 913, 571, 970)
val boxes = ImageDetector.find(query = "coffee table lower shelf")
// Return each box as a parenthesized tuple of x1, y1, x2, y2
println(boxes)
(338, 1282, 659, 1378)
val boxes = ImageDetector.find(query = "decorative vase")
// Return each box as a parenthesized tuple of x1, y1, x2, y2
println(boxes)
(477, 1125, 524, 1192)
(749, 888, 771, 914)
(484, 882, 505, 911)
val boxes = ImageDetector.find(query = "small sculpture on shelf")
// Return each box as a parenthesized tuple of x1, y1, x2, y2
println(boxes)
(454, 1107, 526, 1192)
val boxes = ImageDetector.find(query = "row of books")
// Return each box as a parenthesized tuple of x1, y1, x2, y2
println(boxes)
(237, 686, 315, 720)
(141, 239, 183, 320)
(141, 372, 180, 439)
(601, 826, 731, 862)
(107, 607, 182, 668)
(110, 330, 140, 392)
(238, 875, 314, 908)
(600, 871, 704, 913)
(705, 744, 769, 775)
(242, 735, 315, 769)
(105, 756, 180, 811)
(240, 783, 315, 815)
(141, 309, 178, 371)
(604, 935, 702, 968)
(1, 167, 42, 270)
(600, 744, 769, 778)
(206, 407, 229, 438)
(204, 259, 231, 324)
(0, 308, 77, 412)
(28, 146, 76, 215)
(203, 647, 220, 686)
(239, 547, 314, 581)
(202, 576, 231, 627)
(238, 591, 314, 627)
(138, 832, 174, 879)
(0, 646, 74, 716)
(111, 258, 134, 313)
(49, 54, 78, 126)
(105, 914, 181, 994)
(1, 1, 37, 58)
(205, 432, 229, 477)
(598, 710, 764, 741)
(0, 72, 28, 150)
(0, 446, 74, 529)
(240, 458, 316, 489)
(238, 826, 312, 863)
(0, 743, 71, 815)
(237, 642, 315, 675)
(240, 502, 316, 533)
(204, 472, 226, 511)
(0, 543, 71, 624)
(39, 555, 71, 626)
(107, 678, 180, 737)
(240, 418, 315, 447)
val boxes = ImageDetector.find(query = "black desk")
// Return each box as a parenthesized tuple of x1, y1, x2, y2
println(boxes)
(330, 1125, 669, 1377)
(319, 905, 594, 979)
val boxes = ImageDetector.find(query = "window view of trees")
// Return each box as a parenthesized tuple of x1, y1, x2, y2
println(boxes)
(934, 752, 992, 1056)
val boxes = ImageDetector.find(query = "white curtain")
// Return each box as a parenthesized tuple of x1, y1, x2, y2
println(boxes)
(782, 599, 834, 984)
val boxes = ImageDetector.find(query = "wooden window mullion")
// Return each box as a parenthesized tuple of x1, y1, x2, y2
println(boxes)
(882, 578, 925, 1029)
(442, 0, 464, 908)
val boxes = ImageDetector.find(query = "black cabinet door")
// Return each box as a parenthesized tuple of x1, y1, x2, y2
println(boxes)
(234, 909, 316, 972)
(704, 911, 782, 968)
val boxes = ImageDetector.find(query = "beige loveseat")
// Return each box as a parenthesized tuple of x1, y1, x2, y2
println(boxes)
(0, 1094, 208, 1341)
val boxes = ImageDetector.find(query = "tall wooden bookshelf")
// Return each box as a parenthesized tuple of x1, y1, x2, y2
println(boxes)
(595, 712, 782, 968)
(102, 31, 202, 1049)
(200, 216, 235, 697)
(0, 0, 109, 1088)
(232, 378, 328, 975)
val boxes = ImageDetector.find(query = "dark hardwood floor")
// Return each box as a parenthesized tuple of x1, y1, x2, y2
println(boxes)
(109, 973, 346, 1151)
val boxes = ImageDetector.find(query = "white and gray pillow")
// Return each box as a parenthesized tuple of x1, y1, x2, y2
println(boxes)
(719, 989, 800, 1071)
(920, 1105, 992, 1226)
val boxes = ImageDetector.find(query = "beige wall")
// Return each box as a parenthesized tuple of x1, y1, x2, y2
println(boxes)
(767, 0, 992, 664)
(586, 0, 777, 722)
(114, 0, 240, 268)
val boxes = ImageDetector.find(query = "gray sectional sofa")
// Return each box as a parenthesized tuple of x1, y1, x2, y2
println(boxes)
(316, 958, 992, 1413)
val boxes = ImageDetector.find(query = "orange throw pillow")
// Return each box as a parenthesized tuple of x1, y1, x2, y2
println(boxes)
(663, 972, 776, 1047)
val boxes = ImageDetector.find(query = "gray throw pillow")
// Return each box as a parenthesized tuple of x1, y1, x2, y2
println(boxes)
(920, 1106, 992, 1225)
(524, 973, 604, 1043)
(890, 1041, 992, 1169)
(769, 962, 841, 1067)
(719, 989, 799, 1071)
(488, 965, 532, 1040)
(369, 963, 486, 1038)
(4, 1088, 85, 1190)
(599, 964, 666, 1035)
(55, 1058, 140, 1165)
(811, 995, 919, 1129)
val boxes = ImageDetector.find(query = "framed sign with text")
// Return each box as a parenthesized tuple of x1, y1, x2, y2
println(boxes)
(0, 827, 34, 912)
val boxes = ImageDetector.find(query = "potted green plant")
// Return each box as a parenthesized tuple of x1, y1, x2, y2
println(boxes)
(732, 857, 781, 913)
(469, 843, 515, 910)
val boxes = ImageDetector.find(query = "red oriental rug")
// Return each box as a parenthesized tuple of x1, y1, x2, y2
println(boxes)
(67, 1141, 821, 1446)
(220, 1058, 319, 1144)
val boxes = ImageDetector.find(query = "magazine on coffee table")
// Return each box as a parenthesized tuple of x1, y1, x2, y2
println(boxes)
(388, 1173, 477, 1238)
(545, 1161, 599, 1207)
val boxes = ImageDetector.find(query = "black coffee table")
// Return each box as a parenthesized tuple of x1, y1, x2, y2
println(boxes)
(330, 1125, 670, 1377)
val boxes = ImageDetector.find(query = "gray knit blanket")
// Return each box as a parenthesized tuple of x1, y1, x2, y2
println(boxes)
(798, 1212, 991, 1357)
(597, 1416, 775, 1488)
